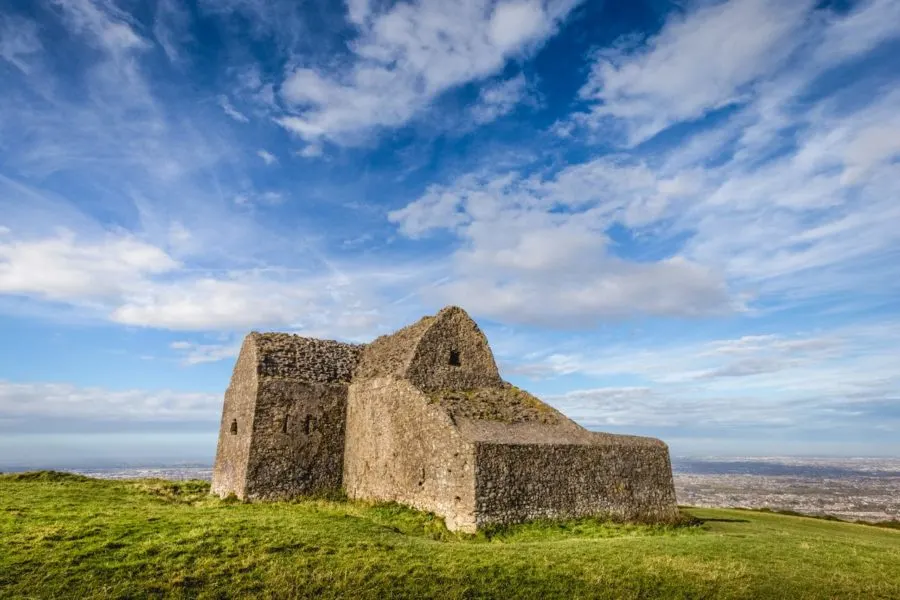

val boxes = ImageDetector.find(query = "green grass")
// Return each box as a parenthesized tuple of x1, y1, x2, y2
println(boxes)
(1, 472, 899, 599)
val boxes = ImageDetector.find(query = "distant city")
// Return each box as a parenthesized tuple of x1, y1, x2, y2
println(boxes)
(3, 456, 898, 523)
(673, 457, 900, 522)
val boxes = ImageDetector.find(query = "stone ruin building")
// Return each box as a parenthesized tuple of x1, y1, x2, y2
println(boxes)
(212, 306, 678, 532)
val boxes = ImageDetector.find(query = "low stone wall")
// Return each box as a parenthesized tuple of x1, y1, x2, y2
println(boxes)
(473, 439, 679, 527)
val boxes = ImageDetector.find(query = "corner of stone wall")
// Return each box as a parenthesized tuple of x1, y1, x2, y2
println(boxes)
(343, 375, 479, 532)
(211, 335, 259, 499)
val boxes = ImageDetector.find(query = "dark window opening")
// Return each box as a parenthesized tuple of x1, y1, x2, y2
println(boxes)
(230, 419, 238, 435)
(282, 415, 289, 434)
(304, 415, 313, 435)
(449, 349, 461, 366)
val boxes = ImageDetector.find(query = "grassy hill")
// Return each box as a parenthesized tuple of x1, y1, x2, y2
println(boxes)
(1, 472, 898, 599)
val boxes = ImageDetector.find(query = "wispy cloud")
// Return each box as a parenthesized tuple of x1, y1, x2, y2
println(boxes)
(0, 380, 219, 423)
(573, 0, 900, 146)
(152, 0, 193, 64)
(470, 74, 534, 125)
(389, 162, 735, 325)
(0, 226, 423, 334)
(390, 0, 900, 324)
(256, 149, 278, 165)
(218, 95, 250, 123)
(527, 324, 900, 433)
(0, 14, 43, 74)
(170, 340, 241, 365)
(275, 0, 580, 144)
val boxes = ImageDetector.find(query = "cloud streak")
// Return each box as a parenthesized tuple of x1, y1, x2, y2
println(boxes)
(276, 0, 579, 144)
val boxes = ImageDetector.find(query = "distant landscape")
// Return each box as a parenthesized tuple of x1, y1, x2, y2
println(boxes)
(674, 456, 900, 522)
(4, 456, 897, 524)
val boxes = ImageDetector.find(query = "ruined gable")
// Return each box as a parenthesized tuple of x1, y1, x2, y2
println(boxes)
(406, 306, 502, 391)
(355, 306, 502, 391)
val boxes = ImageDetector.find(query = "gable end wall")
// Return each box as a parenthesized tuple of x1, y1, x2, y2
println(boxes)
(343, 376, 478, 532)
(244, 379, 349, 499)
(211, 338, 258, 499)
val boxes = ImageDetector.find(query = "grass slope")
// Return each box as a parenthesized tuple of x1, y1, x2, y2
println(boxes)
(1, 471, 898, 599)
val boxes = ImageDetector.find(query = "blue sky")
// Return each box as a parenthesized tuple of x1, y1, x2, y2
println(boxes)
(1, 0, 898, 466)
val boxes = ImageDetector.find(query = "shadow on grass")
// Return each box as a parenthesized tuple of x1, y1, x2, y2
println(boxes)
(698, 517, 751, 523)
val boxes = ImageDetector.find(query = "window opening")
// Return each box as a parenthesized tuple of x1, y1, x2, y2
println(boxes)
(449, 349, 461, 366)
(230, 419, 238, 435)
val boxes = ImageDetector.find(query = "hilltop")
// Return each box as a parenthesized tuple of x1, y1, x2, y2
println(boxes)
(1, 472, 898, 599)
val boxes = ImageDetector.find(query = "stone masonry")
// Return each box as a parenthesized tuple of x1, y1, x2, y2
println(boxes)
(211, 306, 679, 531)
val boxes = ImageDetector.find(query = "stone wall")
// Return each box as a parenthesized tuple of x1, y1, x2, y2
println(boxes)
(355, 307, 502, 392)
(343, 377, 478, 532)
(473, 438, 679, 527)
(254, 333, 362, 383)
(211, 336, 258, 498)
(354, 317, 434, 381)
(244, 379, 348, 499)
(212, 306, 680, 531)
(405, 306, 502, 392)
(211, 332, 363, 500)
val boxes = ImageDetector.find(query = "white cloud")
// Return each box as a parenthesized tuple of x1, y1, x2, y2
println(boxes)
(0, 225, 429, 335)
(513, 323, 900, 432)
(112, 276, 315, 330)
(812, 0, 900, 67)
(470, 74, 531, 125)
(54, 0, 151, 54)
(170, 340, 241, 365)
(276, 0, 579, 144)
(390, 165, 735, 325)
(0, 230, 179, 301)
(577, 0, 813, 145)
(840, 123, 900, 185)
(0, 380, 219, 422)
(256, 149, 278, 165)
(218, 95, 250, 122)
(297, 143, 323, 159)
(488, 0, 548, 51)
(574, 0, 900, 146)
(389, 0, 900, 325)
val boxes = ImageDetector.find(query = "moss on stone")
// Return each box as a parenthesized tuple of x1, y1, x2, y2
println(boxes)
(428, 383, 563, 424)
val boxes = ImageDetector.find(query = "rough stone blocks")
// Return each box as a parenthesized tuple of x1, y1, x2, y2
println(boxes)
(212, 306, 679, 531)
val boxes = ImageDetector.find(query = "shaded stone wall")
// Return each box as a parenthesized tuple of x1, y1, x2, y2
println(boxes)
(354, 317, 434, 381)
(254, 333, 362, 383)
(343, 377, 478, 532)
(211, 332, 362, 500)
(244, 380, 348, 499)
(406, 307, 502, 392)
(473, 439, 679, 527)
(211, 337, 258, 498)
